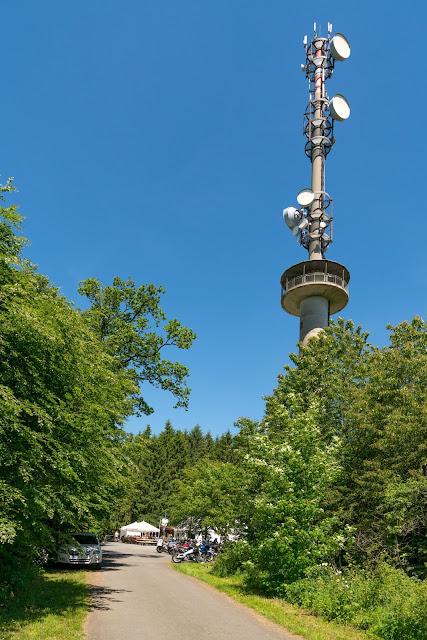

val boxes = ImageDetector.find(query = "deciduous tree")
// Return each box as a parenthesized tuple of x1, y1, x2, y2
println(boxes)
(78, 277, 196, 415)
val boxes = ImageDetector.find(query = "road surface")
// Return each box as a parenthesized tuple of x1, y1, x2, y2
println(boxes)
(85, 543, 302, 640)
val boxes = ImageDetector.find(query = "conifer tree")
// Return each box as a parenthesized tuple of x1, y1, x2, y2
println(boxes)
(188, 425, 205, 460)
(204, 431, 215, 458)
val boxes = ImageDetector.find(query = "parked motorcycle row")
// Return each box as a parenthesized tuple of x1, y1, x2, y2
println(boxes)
(156, 538, 222, 563)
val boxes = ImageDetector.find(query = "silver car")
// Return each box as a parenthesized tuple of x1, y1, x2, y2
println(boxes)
(57, 533, 102, 567)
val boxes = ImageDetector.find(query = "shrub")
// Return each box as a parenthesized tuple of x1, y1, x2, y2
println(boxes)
(285, 562, 427, 640)
(211, 541, 252, 577)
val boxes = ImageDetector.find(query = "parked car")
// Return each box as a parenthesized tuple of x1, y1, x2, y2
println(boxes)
(57, 533, 102, 567)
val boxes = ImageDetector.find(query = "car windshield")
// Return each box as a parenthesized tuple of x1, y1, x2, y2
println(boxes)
(72, 534, 98, 545)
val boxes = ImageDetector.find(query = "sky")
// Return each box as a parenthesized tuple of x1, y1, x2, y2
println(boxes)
(1, 0, 425, 437)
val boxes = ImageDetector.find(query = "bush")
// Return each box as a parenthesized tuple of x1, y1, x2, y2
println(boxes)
(285, 562, 427, 640)
(211, 541, 252, 577)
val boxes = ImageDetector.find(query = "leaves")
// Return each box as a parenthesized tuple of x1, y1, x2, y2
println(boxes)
(0, 188, 138, 580)
(78, 276, 196, 414)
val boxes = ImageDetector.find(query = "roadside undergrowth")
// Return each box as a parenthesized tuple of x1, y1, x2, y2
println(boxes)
(171, 562, 370, 640)
(0, 568, 89, 640)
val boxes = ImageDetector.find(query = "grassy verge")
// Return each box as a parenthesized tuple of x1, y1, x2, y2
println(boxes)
(171, 562, 370, 640)
(0, 568, 89, 640)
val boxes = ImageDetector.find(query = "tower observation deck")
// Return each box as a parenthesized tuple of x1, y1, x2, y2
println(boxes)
(281, 24, 351, 345)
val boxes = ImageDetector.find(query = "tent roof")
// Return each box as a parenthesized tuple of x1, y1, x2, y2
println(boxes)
(120, 521, 139, 530)
(120, 520, 160, 533)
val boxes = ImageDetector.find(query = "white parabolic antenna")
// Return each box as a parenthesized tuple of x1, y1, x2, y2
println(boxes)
(329, 94, 350, 121)
(330, 33, 351, 61)
(296, 188, 315, 208)
(283, 206, 299, 229)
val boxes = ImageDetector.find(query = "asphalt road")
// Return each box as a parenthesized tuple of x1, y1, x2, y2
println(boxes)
(85, 543, 302, 640)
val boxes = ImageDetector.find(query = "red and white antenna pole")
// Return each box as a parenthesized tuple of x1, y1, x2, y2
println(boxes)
(309, 41, 325, 260)
(280, 24, 352, 346)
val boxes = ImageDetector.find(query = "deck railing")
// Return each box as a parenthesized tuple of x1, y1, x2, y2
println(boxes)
(282, 271, 349, 295)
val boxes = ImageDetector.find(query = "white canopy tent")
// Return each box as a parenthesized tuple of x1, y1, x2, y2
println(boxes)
(120, 521, 160, 537)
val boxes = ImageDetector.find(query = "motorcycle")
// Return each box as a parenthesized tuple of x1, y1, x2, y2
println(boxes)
(171, 542, 205, 564)
(156, 538, 167, 553)
(167, 540, 179, 554)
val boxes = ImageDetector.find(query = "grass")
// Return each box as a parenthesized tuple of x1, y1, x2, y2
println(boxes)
(171, 562, 371, 640)
(0, 568, 89, 640)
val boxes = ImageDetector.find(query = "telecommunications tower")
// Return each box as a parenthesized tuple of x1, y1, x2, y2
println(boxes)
(281, 23, 351, 345)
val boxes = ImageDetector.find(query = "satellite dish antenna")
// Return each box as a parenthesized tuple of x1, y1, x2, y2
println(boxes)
(321, 234, 330, 245)
(292, 225, 302, 236)
(330, 33, 351, 61)
(283, 206, 299, 229)
(297, 188, 315, 208)
(298, 218, 309, 230)
(329, 94, 350, 121)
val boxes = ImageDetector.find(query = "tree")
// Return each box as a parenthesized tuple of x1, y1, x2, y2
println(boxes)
(78, 276, 196, 415)
(169, 393, 349, 593)
(237, 396, 348, 593)
(0, 177, 28, 279)
(170, 461, 245, 536)
(0, 268, 135, 572)
(111, 429, 156, 526)
(275, 318, 373, 442)
(340, 317, 427, 573)
(187, 425, 206, 460)
(214, 429, 236, 462)
(0, 182, 135, 591)
(115, 421, 195, 525)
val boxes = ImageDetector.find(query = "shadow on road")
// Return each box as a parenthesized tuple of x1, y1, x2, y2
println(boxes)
(88, 584, 131, 610)
(100, 551, 163, 572)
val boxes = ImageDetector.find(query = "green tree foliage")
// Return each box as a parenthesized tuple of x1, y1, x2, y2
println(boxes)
(204, 431, 215, 458)
(189, 399, 350, 594)
(170, 461, 245, 536)
(113, 420, 238, 528)
(111, 428, 156, 527)
(187, 425, 206, 460)
(341, 317, 427, 572)
(169, 315, 426, 602)
(0, 181, 199, 598)
(78, 277, 196, 415)
(0, 178, 27, 275)
(214, 430, 236, 462)
(0, 186, 136, 585)
(265, 317, 426, 574)
(241, 402, 348, 593)
(276, 318, 373, 442)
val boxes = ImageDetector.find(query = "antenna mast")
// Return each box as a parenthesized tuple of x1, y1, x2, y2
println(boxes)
(281, 24, 351, 346)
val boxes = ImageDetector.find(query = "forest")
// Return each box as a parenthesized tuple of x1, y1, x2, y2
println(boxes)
(1, 181, 426, 639)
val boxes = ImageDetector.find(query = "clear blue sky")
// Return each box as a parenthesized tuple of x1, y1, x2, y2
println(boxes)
(2, 1, 425, 437)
